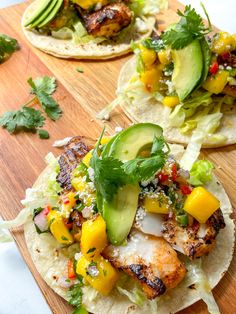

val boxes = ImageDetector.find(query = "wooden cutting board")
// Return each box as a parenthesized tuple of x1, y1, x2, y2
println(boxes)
(0, 1, 235, 313)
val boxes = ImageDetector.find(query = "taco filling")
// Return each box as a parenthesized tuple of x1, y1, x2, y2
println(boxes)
(15, 123, 230, 313)
(107, 5, 236, 147)
(22, 0, 167, 58)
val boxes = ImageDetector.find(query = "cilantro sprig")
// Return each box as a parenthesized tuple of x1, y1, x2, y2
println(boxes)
(0, 34, 19, 64)
(162, 4, 212, 50)
(91, 129, 169, 202)
(0, 76, 62, 139)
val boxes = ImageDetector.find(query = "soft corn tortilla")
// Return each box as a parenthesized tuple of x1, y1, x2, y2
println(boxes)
(24, 144, 235, 313)
(117, 58, 236, 147)
(22, 0, 156, 60)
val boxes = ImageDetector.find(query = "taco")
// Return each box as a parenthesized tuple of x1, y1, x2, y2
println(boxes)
(22, 0, 167, 59)
(104, 5, 236, 147)
(1, 123, 234, 313)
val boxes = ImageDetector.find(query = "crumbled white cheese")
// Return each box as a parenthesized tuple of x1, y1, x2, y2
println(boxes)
(115, 126, 123, 133)
(219, 65, 224, 70)
(87, 167, 95, 181)
(226, 66, 232, 71)
(87, 265, 99, 277)
(165, 80, 175, 94)
(82, 206, 93, 218)
(135, 17, 149, 34)
(95, 2, 102, 10)
(74, 252, 82, 261)
(135, 207, 146, 228)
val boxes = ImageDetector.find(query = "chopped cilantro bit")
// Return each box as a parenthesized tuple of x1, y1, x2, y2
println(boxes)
(0, 33, 19, 64)
(86, 247, 96, 254)
(103, 269, 107, 277)
(88, 261, 97, 267)
(61, 235, 68, 241)
(38, 129, 49, 139)
(76, 67, 84, 73)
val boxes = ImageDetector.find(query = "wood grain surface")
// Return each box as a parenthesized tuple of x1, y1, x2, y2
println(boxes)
(0, 1, 235, 313)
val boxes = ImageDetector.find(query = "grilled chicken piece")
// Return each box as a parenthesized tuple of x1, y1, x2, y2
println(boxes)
(81, 2, 132, 37)
(103, 230, 186, 299)
(162, 209, 225, 259)
(56, 137, 91, 191)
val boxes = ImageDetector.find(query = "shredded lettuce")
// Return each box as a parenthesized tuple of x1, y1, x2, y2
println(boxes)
(189, 160, 214, 186)
(189, 259, 220, 314)
(0, 153, 61, 242)
(128, 0, 168, 17)
(72, 20, 105, 44)
(51, 27, 73, 39)
(117, 286, 146, 307)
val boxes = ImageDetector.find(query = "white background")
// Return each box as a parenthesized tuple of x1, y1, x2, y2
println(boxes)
(0, 1, 236, 314)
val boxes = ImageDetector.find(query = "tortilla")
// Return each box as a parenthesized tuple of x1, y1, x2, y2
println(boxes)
(117, 58, 236, 147)
(22, 0, 157, 60)
(24, 144, 235, 313)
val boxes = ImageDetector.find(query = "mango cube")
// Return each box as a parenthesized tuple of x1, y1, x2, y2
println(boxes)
(81, 215, 107, 259)
(83, 151, 93, 167)
(47, 210, 74, 245)
(203, 70, 229, 94)
(139, 44, 157, 68)
(140, 66, 162, 92)
(61, 191, 76, 217)
(184, 187, 220, 223)
(76, 255, 119, 295)
(158, 49, 171, 65)
(162, 96, 180, 108)
(72, 0, 108, 10)
(143, 195, 169, 214)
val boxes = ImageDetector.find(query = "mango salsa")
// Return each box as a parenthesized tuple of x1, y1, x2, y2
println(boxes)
(184, 187, 220, 223)
(203, 70, 229, 94)
(61, 191, 76, 217)
(143, 194, 169, 214)
(211, 32, 236, 55)
(162, 96, 180, 108)
(81, 215, 108, 259)
(76, 255, 119, 295)
(139, 44, 157, 68)
(47, 210, 74, 245)
(140, 66, 162, 92)
(158, 49, 171, 65)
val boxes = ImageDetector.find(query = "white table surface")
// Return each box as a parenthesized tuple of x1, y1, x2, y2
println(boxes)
(1, 1, 236, 314)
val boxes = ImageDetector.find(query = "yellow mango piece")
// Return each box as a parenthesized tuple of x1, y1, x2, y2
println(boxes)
(101, 137, 111, 145)
(143, 194, 169, 214)
(162, 96, 180, 108)
(72, 177, 87, 193)
(76, 255, 119, 295)
(158, 49, 171, 65)
(61, 192, 77, 217)
(47, 210, 74, 245)
(83, 151, 93, 168)
(212, 32, 235, 55)
(71, 177, 96, 206)
(203, 70, 229, 94)
(139, 44, 157, 68)
(140, 66, 162, 92)
(81, 215, 107, 259)
(184, 187, 220, 224)
(71, 0, 108, 10)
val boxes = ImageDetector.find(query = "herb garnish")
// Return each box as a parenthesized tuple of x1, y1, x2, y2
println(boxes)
(86, 247, 96, 254)
(142, 38, 165, 52)
(0, 76, 62, 138)
(91, 129, 169, 202)
(68, 281, 84, 314)
(0, 34, 19, 63)
(162, 4, 212, 50)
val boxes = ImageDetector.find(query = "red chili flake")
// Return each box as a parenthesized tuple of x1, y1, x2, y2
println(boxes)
(158, 172, 169, 183)
(172, 164, 177, 181)
(63, 198, 70, 205)
(181, 185, 192, 195)
(209, 62, 219, 75)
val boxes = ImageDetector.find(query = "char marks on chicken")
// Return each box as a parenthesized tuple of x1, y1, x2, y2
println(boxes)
(81, 3, 132, 37)
(103, 230, 186, 299)
(162, 209, 225, 259)
(56, 137, 90, 191)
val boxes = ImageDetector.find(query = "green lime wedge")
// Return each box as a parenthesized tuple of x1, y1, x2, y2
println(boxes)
(37, 0, 64, 28)
(24, 0, 52, 27)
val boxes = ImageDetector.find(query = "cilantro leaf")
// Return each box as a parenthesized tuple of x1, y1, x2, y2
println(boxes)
(68, 283, 83, 310)
(162, 5, 212, 50)
(142, 38, 165, 52)
(31, 76, 57, 95)
(0, 107, 45, 133)
(37, 129, 49, 139)
(28, 77, 62, 120)
(0, 34, 19, 64)
(76, 67, 84, 73)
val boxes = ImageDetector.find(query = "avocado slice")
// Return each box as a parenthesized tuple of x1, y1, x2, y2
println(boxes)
(37, 0, 64, 28)
(109, 123, 163, 161)
(102, 123, 163, 245)
(196, 38, 212, 89)
(172, 40, 203, 101)
(29, 0, 59, 29)
(24, 0, 52, 27)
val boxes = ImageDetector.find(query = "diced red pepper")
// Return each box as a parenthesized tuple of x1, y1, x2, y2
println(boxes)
(171, 164, 177, 181)
(180, 185, 192, 195)
(158, 172, 169, 183)
(43, 206, 51, 216)
(68, 259, 76, 279)
(63, 197, 70, 205)
(209, 62, 219, 75)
